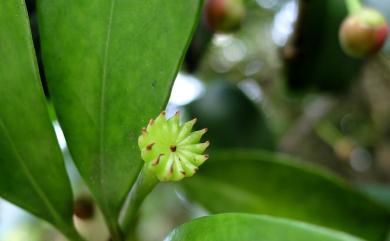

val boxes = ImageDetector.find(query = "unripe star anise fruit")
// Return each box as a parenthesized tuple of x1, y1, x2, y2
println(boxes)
(138, 112, 209, 182)
(204, 0, 245, 33)
(339, 8, 388, 58)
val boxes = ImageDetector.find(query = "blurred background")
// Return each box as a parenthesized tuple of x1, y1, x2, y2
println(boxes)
(2, 0, 390, 240)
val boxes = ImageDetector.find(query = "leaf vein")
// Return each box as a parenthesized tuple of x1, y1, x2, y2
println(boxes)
(0, 117, 65, 228)
(99, 0, 116, 196)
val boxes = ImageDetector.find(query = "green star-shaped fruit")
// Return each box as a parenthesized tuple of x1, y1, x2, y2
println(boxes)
(138, 112, 209, 182)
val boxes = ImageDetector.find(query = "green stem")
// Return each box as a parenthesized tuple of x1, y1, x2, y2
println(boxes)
(346, 0, 362, 14)
(97, 201, 124, 241)
(106, 217, 124, 241)
(314, 121, 343, 147)
(62, 225, 87, 241)
(124, 227, 141, 241)
(121, 165, 159, 240)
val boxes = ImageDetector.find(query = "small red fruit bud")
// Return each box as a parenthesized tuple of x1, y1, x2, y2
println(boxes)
(339, 8, 388, 58)
(204, 0, 245, 33)
(73, 196, 95, 220)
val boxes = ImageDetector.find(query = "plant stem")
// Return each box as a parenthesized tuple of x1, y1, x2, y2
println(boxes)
(121, 165, 159, 240)
(346, 0, 362, 14)
(63, 225, 87, 241)
(124, 227, 141, 241)
(314, 121, 343, 146)
(106, 217, 125, 241)
(95, 200, 124, 241)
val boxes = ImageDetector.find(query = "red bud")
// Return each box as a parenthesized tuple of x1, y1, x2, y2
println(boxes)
(204, 0, 245, 33)
(73, 196, 95, 220)
(339, 8, 388, 58)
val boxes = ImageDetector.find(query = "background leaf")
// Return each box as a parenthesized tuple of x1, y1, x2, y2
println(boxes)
(184, 81, 275, 150)
(0, 1, 80, 240)
(166, 213, 364, 241)
(181, 150, 390, 241)
(37, 0, 203, 236)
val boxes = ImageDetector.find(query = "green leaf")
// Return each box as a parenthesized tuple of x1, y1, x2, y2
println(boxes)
(181, 150, 390, 241)
(184, 81, 275, 150)
(0, 1, 81, 240)
(37, 0, 203, 237)
(166, 213, 365, 241)
(358, 183, 390, 212)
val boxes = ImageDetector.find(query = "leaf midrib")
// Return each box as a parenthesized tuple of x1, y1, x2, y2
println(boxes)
(97, 2, 126, 238)
(99, 0, 116, 202)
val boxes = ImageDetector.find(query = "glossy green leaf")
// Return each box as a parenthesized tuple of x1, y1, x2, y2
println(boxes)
(0, 1, 81, 240)
(38, 0, 203, 237)
(181, 150, 390, 241)
(166, 213, 365, 241)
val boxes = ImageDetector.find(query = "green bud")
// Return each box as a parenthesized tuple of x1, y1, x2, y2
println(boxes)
(204, 0, 246, 33)
(138, 112, 209, 182)
(339, 8, 388, 58)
